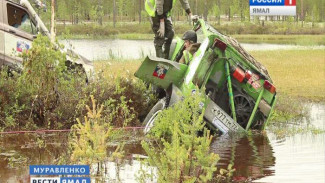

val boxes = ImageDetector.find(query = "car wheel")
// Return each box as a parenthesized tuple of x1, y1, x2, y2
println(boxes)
(233, 91, 254, 128)
(143, 98, 166, 134)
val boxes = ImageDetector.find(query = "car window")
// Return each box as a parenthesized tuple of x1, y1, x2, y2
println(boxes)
(7, 4, 36, 35)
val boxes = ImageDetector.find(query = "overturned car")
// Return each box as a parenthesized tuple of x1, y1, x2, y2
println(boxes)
(135, 19, 277, 134)
(0, 0, 93, 79)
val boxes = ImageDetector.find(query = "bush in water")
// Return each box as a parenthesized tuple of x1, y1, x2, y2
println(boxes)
(140, 91, 221, 183)
(69, 96, 125, 164)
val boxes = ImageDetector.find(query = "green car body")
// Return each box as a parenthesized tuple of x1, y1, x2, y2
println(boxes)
(135, 19, 277, 134)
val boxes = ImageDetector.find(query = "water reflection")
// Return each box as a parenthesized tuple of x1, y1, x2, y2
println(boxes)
(0, 104, 324, 182)
(92, 154, 156, 183)
(258, 104, 325, 183)
(0, 133, 69, 182)
(1, 131, 277, 182)
(259, 132, 325, 183)
(89, 132, 276, 182)
(210, 132, 275, 182)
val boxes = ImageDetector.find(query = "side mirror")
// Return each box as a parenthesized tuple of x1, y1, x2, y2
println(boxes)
(42, 4, 47, 12)
(34, 0, 47, 12)
(36, 22, 40, 33)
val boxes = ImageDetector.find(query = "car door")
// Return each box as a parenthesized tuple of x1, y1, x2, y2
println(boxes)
(134, 56, 188, 89)
(0, 0, 5, 67)
(3, 1, 36, 67)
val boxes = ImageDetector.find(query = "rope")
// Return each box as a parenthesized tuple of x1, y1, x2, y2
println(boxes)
(0, 126, 145, 135)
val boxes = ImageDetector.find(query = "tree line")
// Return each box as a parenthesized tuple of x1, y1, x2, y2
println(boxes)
(37, 0, 325, 25)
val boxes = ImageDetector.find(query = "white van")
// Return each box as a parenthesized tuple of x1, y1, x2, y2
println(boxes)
(0, 0, 93, 79)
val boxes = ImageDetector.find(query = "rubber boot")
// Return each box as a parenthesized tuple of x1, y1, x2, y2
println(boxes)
(155, 46, 163, 58)
(163, 43, 171, 59)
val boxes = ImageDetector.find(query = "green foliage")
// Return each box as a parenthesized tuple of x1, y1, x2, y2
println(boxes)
(69, 95, 134, 179)
(209, 4, 220, 20)
(51, 0, 325, 25)
(69, 95, 120, 164)
(20, 34, 66, 117)
(0, 35, 156, 131)
(89, 4, 104, 25)
(140, 91, 219, 183)
(0, 35, 67, 128)
(52, 0, 325, 39)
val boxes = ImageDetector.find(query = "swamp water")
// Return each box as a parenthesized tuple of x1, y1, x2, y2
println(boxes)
(0, 104, 324, 182)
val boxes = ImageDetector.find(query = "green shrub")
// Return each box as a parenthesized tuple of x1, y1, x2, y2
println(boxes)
(20, 34, 66, 126)
(140, 91, 220, 183)
(0, 35, 156, 131)
(69, 95, 124, 165)
(0, 35, 67, 129)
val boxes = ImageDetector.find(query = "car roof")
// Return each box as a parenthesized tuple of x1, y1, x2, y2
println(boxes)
(4, 0, 20, 4)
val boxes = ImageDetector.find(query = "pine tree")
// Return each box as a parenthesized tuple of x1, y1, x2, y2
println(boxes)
(141, 91, 220, 182)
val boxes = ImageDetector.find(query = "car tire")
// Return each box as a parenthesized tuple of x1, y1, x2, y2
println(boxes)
(143, 98, 167, 134)
(233, 91, 254, 128)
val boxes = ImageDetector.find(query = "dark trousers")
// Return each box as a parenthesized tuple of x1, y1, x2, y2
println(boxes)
(151, 16, 175, 59)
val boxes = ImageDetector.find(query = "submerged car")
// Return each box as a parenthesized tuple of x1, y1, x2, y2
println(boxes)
(0, 0, 93, 79)
(135, 19, 277, 134)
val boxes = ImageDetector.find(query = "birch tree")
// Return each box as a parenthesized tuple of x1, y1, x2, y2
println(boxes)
(50, 0, 55, 42)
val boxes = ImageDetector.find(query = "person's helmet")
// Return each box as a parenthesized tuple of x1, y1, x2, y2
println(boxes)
(182, 30, 197, 43)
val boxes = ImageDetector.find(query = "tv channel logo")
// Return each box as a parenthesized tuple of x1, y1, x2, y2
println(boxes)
(30, 177, 90, 183)
(250, 0, 296, 16)
(30, 165, 90, 183)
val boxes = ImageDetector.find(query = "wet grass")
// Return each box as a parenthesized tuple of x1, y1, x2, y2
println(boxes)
(59, 33, 325, 46)
(268, 122, 325, 137)
(57, 21, 325, 45)
(56, 22, 191, 40)
(232, 34, 325, 45)
(250, 49, 325, 124)
(251, 49, 325, 102)
(269, 95, 310, 123)
(94, 59, 142, 79)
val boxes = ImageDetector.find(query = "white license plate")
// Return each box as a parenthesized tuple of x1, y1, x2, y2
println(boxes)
(212, 117, 229, 134)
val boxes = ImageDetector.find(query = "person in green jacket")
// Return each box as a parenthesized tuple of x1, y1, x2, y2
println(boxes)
(179, 30, 200, 65)
(145, 0, 194, 59)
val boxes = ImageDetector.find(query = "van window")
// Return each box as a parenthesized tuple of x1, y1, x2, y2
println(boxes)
(7, 4, 36, 35)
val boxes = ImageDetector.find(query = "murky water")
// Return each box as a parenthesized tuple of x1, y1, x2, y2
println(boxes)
(60, 39, 325, 61)
(258, 104, 325, 183)
(0, 104, 324, 182)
